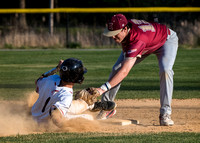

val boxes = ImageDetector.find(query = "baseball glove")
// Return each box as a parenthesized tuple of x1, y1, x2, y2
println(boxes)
(74, 87, 100, 105)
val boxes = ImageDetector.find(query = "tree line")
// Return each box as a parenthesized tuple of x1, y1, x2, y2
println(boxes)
(0, 0, 199, 48)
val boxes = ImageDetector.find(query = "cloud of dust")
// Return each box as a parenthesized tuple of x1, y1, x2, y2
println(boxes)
(0, 99, 38, 137)
(0, 91, 101, 137)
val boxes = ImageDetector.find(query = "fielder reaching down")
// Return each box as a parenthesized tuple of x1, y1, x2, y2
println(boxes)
(31, 58, 115, 127)
(95, 14, 178, 126)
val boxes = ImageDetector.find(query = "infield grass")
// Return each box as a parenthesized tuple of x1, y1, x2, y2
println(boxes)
(0, 48, 199, 100)
(0, 132, 200, 143)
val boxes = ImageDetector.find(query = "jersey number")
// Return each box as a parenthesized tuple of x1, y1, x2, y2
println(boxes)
(131, 19, 155, 32)
(42, 97, 51, 112)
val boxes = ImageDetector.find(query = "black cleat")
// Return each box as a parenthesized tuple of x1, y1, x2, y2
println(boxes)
(91, 101, 116, 112)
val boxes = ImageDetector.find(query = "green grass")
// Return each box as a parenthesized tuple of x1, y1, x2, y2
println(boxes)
(0, 132, 200, 143)
(0, 48, 200, 100)
(0, 48, 200, 142)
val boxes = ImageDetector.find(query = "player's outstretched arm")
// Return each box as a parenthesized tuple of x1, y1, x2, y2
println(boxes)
(35, 60, 64, 93)
(97, 57, 137, 95)
(35, 60, 64, 87)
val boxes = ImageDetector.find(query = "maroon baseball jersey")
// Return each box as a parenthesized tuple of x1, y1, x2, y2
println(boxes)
(122, 19, 169, 58)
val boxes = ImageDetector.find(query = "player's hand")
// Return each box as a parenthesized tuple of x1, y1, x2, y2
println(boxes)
(96, 88, 106, 95)
(57, 60, 64, 69)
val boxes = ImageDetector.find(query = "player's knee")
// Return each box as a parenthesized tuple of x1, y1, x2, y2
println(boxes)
(159, 69, 174, 76)
(50, 106, 65, 128)
(159, 70, 174, 82)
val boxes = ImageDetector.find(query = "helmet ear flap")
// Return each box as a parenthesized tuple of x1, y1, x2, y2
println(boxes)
(76, 73, 85, 84)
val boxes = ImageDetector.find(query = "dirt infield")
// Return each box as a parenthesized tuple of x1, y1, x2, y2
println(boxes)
(98, 99, 200, 133)
(0, 98, 199, 137)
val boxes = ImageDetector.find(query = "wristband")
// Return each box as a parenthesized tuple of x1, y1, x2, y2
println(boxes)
(105, 82, 111, 90)
(100, 82, 111, 91)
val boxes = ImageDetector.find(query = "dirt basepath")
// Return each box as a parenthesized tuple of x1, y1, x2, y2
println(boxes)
(96, 99, 200, 133)
(0, 99, 199, 137)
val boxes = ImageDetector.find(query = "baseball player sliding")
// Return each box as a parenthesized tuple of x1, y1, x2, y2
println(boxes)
(31, 58, 115, 127)
(95, 14, 178, 126)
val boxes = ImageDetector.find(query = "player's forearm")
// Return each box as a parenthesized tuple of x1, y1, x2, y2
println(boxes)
(99, 58, 136, 95)
(41, 66, 59, 77)
(109, 68, 128, 86)
(35, 66, 59, 86)
(41, 59, 63, 78)
(99, 67, 129, 94)
(35, 60, 64, 84)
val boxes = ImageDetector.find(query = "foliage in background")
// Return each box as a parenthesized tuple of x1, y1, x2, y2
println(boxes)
(0, 0, 199, 48)
(0, 21, 200, 49)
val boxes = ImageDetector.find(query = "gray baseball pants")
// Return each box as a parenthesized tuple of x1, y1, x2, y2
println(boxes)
(101, 29, 178, 115)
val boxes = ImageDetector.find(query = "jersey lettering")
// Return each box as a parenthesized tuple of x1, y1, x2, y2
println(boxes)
(138, 25, 155, 32)
(131, 19, 155, 32)
(131, 19, 149, 25)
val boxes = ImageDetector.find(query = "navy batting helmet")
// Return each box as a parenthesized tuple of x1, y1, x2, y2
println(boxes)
(59, 58, 87, 84)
